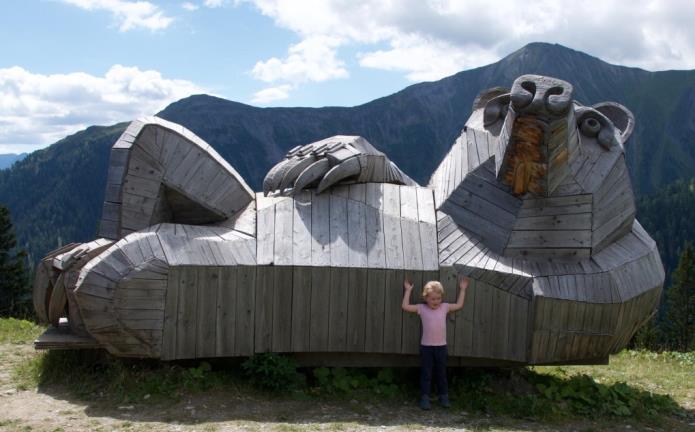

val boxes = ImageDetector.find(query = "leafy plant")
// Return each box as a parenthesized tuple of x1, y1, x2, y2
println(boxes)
(241, 353, 300, 392)
(311, 367, 399, 397)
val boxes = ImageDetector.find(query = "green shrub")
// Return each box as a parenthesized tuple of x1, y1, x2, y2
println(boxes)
(241, 353, 300, 392)
(532, 373, 680, 419)
(448, 367, 683, 422)
(311, 367, 399, 397)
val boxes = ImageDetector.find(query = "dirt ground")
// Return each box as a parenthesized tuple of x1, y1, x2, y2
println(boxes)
(0, 343, 691, 432)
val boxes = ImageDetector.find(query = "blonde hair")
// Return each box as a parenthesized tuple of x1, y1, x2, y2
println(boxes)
(422, 280, 444, 299)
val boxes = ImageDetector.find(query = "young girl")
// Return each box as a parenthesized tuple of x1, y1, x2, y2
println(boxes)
(402, 276, 469, 410)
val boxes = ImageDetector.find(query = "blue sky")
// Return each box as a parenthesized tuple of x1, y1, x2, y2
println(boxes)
(2, 0, 695, 153)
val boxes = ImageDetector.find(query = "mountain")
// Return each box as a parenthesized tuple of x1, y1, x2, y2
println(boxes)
(636, 177, 695, 282)
(0, 153, 27, 170)
(2, 42, 695, 266)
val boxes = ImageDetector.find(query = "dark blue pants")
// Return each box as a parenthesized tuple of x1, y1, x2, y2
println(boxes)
(420, 345, 448, 397)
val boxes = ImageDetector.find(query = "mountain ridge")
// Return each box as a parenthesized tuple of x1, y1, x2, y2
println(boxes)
(2, 42, 694, 264)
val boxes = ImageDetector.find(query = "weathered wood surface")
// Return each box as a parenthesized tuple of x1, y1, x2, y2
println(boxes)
(53, 77, 663, 366)
(34, 323, 101, 350)
(254, 185, 437, 270)
(98, 116, 254, 240)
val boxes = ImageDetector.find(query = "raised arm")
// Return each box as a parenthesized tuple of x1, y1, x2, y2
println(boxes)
(448, 277, 469, 313)
(402, 278, 418, 313)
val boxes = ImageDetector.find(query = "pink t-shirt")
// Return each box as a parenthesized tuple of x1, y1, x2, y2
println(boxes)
(416, 303, 449, 346)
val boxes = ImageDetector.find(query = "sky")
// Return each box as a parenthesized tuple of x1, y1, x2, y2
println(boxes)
(2, 0, 695, 153)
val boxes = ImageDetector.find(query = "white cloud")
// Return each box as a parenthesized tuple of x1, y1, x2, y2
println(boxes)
(181, 2, 199, 11)
(251, 36, 348, 85)
(61, 0, 173, 31)
(251, 84, 293, 104)
(358, 35, 498, 82)
(204, 0, 225, 7)
(0, 66, 205, 153)
(243, 0, 695, 87)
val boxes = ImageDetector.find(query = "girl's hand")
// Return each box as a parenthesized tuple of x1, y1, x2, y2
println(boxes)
(403, 278, 414, 291)
(459, 277, 469, 291)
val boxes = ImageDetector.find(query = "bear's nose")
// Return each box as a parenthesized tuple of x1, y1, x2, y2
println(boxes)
(510, 75, 573, 115)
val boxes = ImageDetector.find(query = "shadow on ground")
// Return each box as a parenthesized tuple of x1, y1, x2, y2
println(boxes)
(30, 349, 694, 432)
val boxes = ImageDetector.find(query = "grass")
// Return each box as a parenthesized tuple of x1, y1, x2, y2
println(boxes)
(2, 317, 693, 430)
(535, 350, 695, 407)
(0, 318, 43, 344)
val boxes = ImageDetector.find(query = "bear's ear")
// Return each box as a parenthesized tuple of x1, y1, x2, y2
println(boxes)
(472, 87, 510, 111)
(592, 102, 635, 144)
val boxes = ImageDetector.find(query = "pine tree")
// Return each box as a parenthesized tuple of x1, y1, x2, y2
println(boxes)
(664, 242, 695, 351)
(0, 204, 30, 317)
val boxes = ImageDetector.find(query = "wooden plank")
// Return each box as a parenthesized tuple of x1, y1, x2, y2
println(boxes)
(365, 183, 384, 209)
(514, 213, 591, 231)
(273, 198, 294, 266)
(519, 202, 592, 218)
(507, 294, 528, 362)
(328, 267, 349, 351)
(185, 157, 222, 201)
(329, 194, 349, 267)
(127, 148, 164, 182)
(164, 140, 204, 187)
(311, 191, 331, 266)
(458, 135, 469, 190)
(440, 201, 509, 253)
(473, 128, 490, 162)
(291, 266, 312, 351)
(592, 208, 635, 251)
(419, 222, 439, 271)
(48, 273, 67, 326)
(507, 229, 591, 249)
(175, 266, 198, 359)
(594, 182, 633, 227)
(292, 192, 312, 266)
(383, 212, 404, 270)
(349, 183, 367, 203)
(445, 237, 480, 266)
(364, 269, 386, 352)
(331, 184, 349, 199)
(366, 204, 386, 268)
(382, 269, 404, 353)
(272, 266, 293, 352)
(309, 267, 331, 351)
(443, 145, 456, 204)
(401, 219, 424, 270)
(416, 188, 436, 224)
(256, 200, 275, 265)
(439, 231, 470, 263)
(452, 139, 462, 195)
(438, 267, 458, 354)
(472, 280, 493, 358)
(216, 267, 237, 357)
(346, 268, 368, 352)
(401, 271, 422, 354)
(254, 266, 274, 353)
(460, 172, 521, 214)
(400, 186, 419, 221)
(347, 200, 368, 268)
(466, 127, 481, 170)
(447, 187, 517, 227)
(235, 266, 256, 356)
(491, 288, 511, 359)
(548, 300, 569, 360)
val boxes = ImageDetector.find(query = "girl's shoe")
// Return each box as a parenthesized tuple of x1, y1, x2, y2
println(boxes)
(439, 394, 451, 408)
(419, 396, 431, 410)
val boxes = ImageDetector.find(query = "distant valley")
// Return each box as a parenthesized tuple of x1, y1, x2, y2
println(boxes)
(0, 153, 27, 170)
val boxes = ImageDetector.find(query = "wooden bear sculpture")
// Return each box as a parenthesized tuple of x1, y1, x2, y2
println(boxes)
(33, 74, 663, 366)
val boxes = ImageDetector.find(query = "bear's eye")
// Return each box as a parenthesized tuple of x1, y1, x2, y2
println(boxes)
(580, 117, 601, 137)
